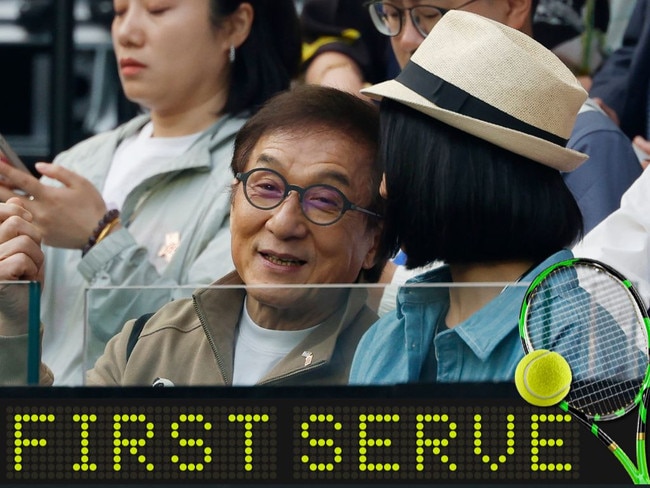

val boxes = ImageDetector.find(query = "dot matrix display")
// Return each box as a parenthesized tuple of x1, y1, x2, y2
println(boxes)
(0, 387, 633, 484)
(292, 406, 579, 481)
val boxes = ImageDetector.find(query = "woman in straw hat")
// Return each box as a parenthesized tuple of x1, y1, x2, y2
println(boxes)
(349, 11, 588, 384)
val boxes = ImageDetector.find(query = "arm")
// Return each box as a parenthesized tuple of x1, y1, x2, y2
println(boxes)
(572, 168, 650, 309)
(301, 0, 393, 89)
(0, 199, 52, 385)
(563, 109, 643, 233)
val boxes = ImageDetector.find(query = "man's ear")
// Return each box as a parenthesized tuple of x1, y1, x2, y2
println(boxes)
(362, 223, 382, 272)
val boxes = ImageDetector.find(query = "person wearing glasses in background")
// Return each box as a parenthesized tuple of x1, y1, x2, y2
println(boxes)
(0, 85, 389, 386)
(302, 0, 642, 315)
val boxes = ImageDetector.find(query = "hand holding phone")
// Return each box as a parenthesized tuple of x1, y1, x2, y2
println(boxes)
(0, 133, 30, 174)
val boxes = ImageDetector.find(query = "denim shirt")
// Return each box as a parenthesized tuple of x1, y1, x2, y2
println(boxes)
(349, 250, 575, 384)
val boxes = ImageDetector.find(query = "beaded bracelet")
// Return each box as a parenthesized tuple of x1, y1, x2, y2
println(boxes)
(81, 209, 121, 257)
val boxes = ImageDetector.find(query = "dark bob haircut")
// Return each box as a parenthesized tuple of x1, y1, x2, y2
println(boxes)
(231, 84, 390, 283)
(212, 0, 302, 115)
(379, 98, 584, 269)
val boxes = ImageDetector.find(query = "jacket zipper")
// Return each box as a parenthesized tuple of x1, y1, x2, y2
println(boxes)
(193, 297, 230, 385)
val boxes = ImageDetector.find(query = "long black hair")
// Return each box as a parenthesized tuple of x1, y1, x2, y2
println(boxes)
(211, 0, 302, 115)
(379, 98, 584, 269)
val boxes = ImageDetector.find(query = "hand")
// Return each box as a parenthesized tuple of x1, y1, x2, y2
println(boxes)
(592, 97, 620, 126)
(633, 136, 650, 170)
(0, 162, 108, 249)
(0, 198, 44, 283)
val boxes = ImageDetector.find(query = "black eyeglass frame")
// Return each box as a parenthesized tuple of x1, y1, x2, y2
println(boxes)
(235, 168, 383, 226)
(364, 0, 481, 38)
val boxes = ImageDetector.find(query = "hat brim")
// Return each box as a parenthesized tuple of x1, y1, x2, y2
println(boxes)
(362, 79, 588, 172)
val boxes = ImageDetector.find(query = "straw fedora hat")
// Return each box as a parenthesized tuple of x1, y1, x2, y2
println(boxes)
(361, 11, 588, 171)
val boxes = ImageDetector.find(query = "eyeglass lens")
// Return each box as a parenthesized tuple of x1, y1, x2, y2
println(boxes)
(369, 3, 444, 37)
(243, 169, 348, 225)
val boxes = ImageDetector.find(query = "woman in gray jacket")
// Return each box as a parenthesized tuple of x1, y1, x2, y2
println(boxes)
(0, 0, 301, 385)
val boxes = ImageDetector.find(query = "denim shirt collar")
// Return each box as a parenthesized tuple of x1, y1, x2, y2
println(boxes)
(399, 249, 574, 362)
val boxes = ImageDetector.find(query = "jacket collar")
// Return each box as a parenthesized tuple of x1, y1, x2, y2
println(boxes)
(192, 271, 370, 384)
(401, 250, 574, 361)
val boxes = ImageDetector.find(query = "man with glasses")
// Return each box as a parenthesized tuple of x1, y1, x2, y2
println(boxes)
(0, 85, 390, 386)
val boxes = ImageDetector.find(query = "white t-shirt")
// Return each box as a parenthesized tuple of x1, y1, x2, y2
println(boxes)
(102, 121, 202, 210)
(233, 298, 320, 385)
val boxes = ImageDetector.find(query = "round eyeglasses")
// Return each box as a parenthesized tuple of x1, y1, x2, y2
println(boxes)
(235, 168, 383, 226)
(365, 0, 481, 38)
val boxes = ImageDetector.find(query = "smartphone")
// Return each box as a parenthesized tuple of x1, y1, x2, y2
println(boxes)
(0, 133, 30, 173)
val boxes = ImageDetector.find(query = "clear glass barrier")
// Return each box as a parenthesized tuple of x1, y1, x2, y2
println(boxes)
(84, 280, 530, 386)
(0, 281, 41, 385)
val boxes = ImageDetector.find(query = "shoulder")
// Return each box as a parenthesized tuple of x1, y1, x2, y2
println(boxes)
(138, 297, 202, 337)
(52, 115, 151, 167)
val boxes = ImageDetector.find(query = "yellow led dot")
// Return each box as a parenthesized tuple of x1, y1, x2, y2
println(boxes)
(449, 463, 457, 471)
(564, 463, 572, 471)
(205, 456, 212, 463)
(482, 455, 490, 463)
(334, 456, 342, 463)
(491, 463, 498, 471)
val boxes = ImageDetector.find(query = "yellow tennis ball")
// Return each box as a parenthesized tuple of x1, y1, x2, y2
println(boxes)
(515, 349, 572, 407)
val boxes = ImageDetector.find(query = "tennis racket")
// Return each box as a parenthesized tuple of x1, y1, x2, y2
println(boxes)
(519, 257, 650, 484)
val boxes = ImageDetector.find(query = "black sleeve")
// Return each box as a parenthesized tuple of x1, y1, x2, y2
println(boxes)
(300, 0, 396, 83)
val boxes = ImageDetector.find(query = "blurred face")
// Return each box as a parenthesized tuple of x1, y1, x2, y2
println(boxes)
(389, 0, 515, 68)
(230, 128, 380, 328)
(112, 0, 230, 115)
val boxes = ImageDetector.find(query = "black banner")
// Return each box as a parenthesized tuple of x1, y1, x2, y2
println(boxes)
(0, 384, 634, 485)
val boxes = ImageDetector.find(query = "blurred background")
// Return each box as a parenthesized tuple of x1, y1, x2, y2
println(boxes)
(0, 0, 630, 174)
(0, 0, 136, 172)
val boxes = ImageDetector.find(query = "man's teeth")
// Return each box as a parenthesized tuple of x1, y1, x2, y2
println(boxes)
(266, 255, 302, 266)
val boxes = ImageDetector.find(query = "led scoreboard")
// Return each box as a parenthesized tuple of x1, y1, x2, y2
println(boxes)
(0, 384, 632, 485)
